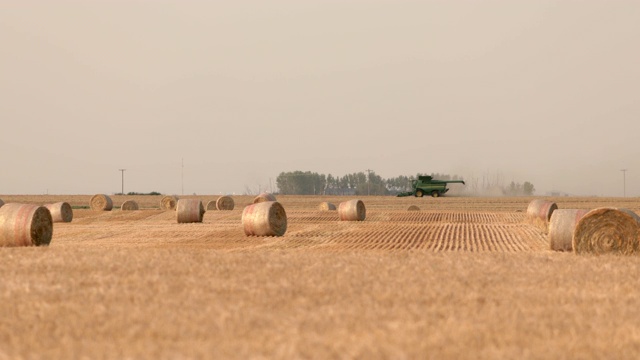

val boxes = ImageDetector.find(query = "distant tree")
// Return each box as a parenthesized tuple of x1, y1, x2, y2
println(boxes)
(276, 171, 326, 195)
(523, 181, 535, 196)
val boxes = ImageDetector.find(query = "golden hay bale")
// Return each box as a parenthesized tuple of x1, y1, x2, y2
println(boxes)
(216, 196, 235, 210)
(90, 194, 113, 211)
(573, 208, 640, 255)
(339, 199, 366, 221)
(176, 199, 205, 223)
(242, 201, 287, 236)
(0, 203, 53, 247)
(44, 202, 73, 223)
(121, 200, 139, 211)
(206, 200, 217, 211)
(161, 195, 178, 210)
(408, 205, 420, 211)
(253, 192, 277, 204)
(548, 209, 589, 251)
(526, 199, 557, 230)
(318, 202, 336, 211)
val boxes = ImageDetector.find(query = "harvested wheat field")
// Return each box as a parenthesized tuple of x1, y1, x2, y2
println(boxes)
(1, 194, 640, 359)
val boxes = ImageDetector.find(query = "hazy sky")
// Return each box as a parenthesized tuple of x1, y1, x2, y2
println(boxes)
(2, 1, 639, 196)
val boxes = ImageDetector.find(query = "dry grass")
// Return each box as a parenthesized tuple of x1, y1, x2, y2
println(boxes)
(1, 195, 640, 358)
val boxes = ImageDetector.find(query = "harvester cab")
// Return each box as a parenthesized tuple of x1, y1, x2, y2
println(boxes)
(397, 175, 465, 198)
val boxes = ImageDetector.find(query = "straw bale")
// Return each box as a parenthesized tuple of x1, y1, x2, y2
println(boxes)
(161, 196, 178, 210)
(216, 196, 235, 210)
(339, 199, 366, 221)
(0, 199, 4, 208)
(44, 202, 73, 223)
(253, 192, 277, 204)
(0, 203, 53, 247)
(121, 200, 139, 211)
(242, 201, 287, 236)
(206, 200, 217, 211)
(526, 199, 557, 231)
(548, 209, 589, 251)
(573, 208, 640, 255)
(176, 199, 205, 223)
(90, 194, 113, 211)
(408, 205, 420, 211)
(318, 202, 337, 211)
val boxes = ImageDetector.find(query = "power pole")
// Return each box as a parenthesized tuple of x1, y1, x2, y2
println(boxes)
(119, 169, 126, 195)
(181, 158, 184, 195)
(621, 169, 627, 197)
(366, 169, 372, 196)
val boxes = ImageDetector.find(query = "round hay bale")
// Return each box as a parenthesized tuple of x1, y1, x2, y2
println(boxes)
(206, 200, 217, 211)
(0, 203, 53, 247)
(573, 208, 640, 255)
(339, 199, 366, 221)
(216, 195, 236, 210)
(176, 199, 205, 223)
(526, 199, 557, 229)
(44, 202, 73, 223)
(90, 194, 113, 211)
(161, 195, 178, 210)
(0, 199, 4, 208)
(408, 205, 420, 211)
(121, 200, 139, 211)
(216, 196, 235, 210)
(548, 209, 589, 251)
(318, 202, 336, 211)
(242, 201, 287, 236)
(253, 192, 277, 204)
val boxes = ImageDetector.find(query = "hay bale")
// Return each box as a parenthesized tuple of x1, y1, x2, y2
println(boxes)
(253, 192, 276, 204)
(0, 199, 4, 208)
(408, 205, 420, 211)
(216, 196, 235, 210)
(548, 209, 589, 251)
(121, 200, 139, 211)
(318, 202, 336, 211)
(242, 201, 287, 236)
(573, 208, 640, 255)
(206, 200, 217, 211)
(0, 203, 53, 247)
(339, 199, 366, 221)
(176, 199, 205, 223)
(44, 202, 73, 223)
(161, 195, 178, 210)
(526, 199, 557, 230)
(90, 194, 113, 211)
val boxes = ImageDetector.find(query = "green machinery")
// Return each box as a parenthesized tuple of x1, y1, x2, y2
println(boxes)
(396, 175, 465, 198)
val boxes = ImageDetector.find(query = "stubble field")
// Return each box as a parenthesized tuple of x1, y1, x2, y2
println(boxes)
(1, 195, 640, 359)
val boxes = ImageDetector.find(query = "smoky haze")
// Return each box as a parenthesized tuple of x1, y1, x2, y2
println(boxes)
(1, 1, 638, 196)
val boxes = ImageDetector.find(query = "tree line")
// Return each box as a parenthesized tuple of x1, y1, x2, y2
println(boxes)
(275, 171, 535, 196)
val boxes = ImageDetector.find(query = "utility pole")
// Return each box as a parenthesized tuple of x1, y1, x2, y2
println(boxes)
(366, 169, 372, 196)
(119, 169, 126, 195)
(181, 158, 184, 195)
(621, 169, 627, 197)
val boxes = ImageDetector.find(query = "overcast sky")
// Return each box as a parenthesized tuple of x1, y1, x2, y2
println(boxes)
(1, 1, 638, 196)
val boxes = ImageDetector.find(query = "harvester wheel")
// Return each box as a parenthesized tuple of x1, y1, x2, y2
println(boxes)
(415, 190, 424, 197)
(431, 191, 440, 198)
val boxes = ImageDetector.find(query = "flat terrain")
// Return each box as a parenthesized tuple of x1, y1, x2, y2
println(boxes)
(1, 195, 640, 359)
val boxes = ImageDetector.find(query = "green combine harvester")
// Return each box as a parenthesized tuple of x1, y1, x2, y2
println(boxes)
(396, 175, 465, 198)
